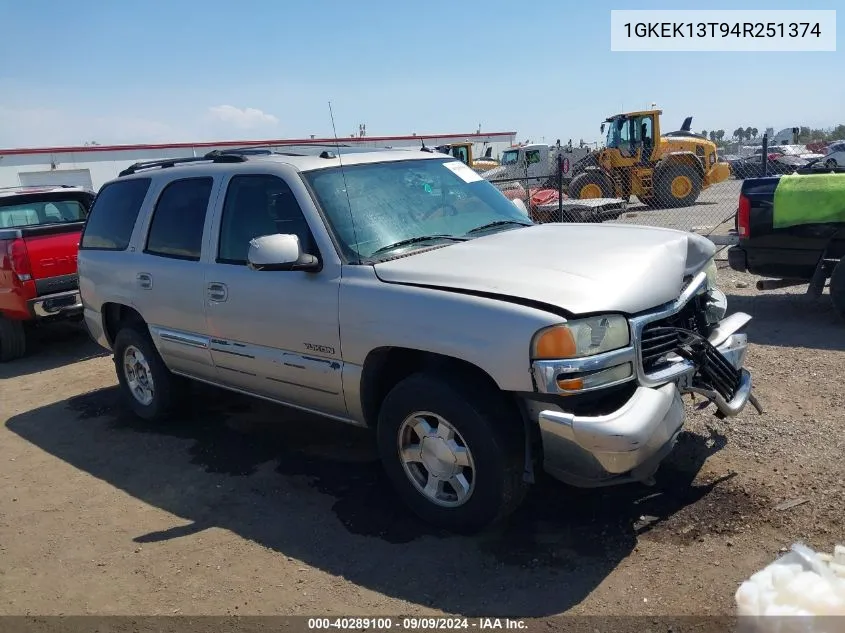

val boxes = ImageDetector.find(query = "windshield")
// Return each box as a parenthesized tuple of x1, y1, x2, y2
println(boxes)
(500, 150, 520, 165)
(605, 117, 626, 148)
(303, 158, 533, 262)
(0, 198, 87, 229)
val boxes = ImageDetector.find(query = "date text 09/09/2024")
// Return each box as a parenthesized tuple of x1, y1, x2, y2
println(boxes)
(623, 22, 822, 38)
(307, 617, 527, 630)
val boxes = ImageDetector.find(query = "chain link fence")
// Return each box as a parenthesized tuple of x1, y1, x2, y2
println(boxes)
(470, 139, 795, 258)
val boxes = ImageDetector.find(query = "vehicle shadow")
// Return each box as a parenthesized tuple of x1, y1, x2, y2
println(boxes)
(6, 384, 735, 618)
(0, 322, 109, 380)
(725, 291, 844, 351)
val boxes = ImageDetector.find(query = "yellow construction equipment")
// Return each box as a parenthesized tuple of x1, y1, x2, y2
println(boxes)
(567, 110, 731, 207)
(433, 142, 499, 170)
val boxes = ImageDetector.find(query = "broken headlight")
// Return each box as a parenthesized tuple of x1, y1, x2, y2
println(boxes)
(701, 258, 727, 324)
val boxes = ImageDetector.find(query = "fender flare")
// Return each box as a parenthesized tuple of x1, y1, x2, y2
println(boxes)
(656, 151, 706, 179)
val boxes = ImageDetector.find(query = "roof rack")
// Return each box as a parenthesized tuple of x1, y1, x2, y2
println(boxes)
(204, 147, 274, 157)
(118, 154, 248, 177)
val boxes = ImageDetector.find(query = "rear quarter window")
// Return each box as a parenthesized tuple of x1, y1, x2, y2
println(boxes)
(80, 178, 151, 251)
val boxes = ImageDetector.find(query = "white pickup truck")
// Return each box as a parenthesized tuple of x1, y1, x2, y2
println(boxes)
(481, 141, 593, 188)
(78, 147, 758, 533)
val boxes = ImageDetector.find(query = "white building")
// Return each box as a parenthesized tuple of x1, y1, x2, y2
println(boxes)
(0, 132, 517, 191)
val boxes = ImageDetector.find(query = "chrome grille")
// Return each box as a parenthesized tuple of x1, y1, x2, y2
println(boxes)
(639, 293, 708, 374)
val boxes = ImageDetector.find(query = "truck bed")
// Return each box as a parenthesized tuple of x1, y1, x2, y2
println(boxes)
(728, 173, 845, 281)
(0, 188, 94, 321)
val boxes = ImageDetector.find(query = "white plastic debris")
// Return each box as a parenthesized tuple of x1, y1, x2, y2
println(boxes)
(736, 543, 845, 620)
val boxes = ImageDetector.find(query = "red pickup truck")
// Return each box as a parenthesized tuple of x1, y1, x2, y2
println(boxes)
(0, 185, 96, 361)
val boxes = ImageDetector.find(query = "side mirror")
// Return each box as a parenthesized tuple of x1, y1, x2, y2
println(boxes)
(247, 234, 321, 272)
(600, 123, 605, 134)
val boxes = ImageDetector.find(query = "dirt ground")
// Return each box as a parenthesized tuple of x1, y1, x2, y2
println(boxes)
(1, 262, 843, 619)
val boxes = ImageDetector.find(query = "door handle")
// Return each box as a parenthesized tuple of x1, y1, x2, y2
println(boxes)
(137, 272, 153, 289)
(207, 282, 228, 302)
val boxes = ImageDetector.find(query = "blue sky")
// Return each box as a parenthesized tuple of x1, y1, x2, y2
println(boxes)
(0, 0, 841, 149)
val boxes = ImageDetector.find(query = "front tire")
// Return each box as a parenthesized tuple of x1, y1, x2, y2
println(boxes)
(113, 325, 187, 422)
(376, 372, 528, 534)
(568, 171, 613, 200)
(655, 163, 703, 208)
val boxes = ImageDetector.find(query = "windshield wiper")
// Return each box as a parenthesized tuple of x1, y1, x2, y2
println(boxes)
(464, 220, 533, 236)
(368, 234, 467, 258)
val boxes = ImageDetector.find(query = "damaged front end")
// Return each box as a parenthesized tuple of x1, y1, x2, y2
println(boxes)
(527, 262, 761, 489)
(631, 265, 763, 419)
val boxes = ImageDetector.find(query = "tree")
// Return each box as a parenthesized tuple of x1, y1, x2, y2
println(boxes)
(745, 126, 753, 140)
(733, 127, 744, 141)
(716, 130, 725, 142)
(709, 131, 717, 142)
(751, 127, 758, 139)
(701, 130, 707, 138)
(796, 126, 813, 143)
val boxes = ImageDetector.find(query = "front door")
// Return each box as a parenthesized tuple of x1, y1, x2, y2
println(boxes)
(203, 171, 346, 417)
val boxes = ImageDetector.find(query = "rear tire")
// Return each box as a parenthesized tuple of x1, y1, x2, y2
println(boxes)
(655, 163, 703, 208)
(568, 171, 613, 200)
(0, 316, 26, 362)
(830, 260, 845, 321)
(376, 371, 528, 534)
(113, 324, 188, 422)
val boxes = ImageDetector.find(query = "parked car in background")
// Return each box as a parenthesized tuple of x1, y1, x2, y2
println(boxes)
(78, 147, 757, 533)
(730, 145, 822, 180)
(818, 142, 845, 168)
(0, 185, 95, 361)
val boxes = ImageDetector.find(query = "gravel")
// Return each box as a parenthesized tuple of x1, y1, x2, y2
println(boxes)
(0, 264, 842, 618)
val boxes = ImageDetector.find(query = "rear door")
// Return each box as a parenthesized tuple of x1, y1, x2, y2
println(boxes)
(129, 176, 221, 382)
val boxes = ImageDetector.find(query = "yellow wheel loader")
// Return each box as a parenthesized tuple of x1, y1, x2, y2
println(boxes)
(433, 142, 499, 170)
(567, 110, 731, 208)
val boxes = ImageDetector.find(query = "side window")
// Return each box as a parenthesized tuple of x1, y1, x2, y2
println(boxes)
(144, 177, 213, 261)
(641, 117, 653, 141)
(525, 150, 541, 164)
(80, 178, 151, 251)
(217, 174, 318, 265)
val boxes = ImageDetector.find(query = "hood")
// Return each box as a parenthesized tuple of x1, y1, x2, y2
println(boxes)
(373, 223, 716, 315)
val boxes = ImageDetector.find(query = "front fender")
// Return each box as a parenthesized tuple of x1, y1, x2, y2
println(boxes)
(338, 266, 563, 395)
(658, 152, 706, 178)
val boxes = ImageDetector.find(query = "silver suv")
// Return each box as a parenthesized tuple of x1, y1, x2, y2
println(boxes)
(78, 146, 758, 533)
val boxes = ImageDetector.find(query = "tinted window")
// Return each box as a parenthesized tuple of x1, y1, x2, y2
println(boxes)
(217, 174, 317, 265)
(80, 178, 151, 250)
(144, 177, 213, 261)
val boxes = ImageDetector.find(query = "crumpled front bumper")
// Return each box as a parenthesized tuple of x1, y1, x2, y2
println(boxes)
(527, 272, 755, 488)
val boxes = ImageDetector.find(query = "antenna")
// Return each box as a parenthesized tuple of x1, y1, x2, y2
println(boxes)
(328, 101, 362, 264)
